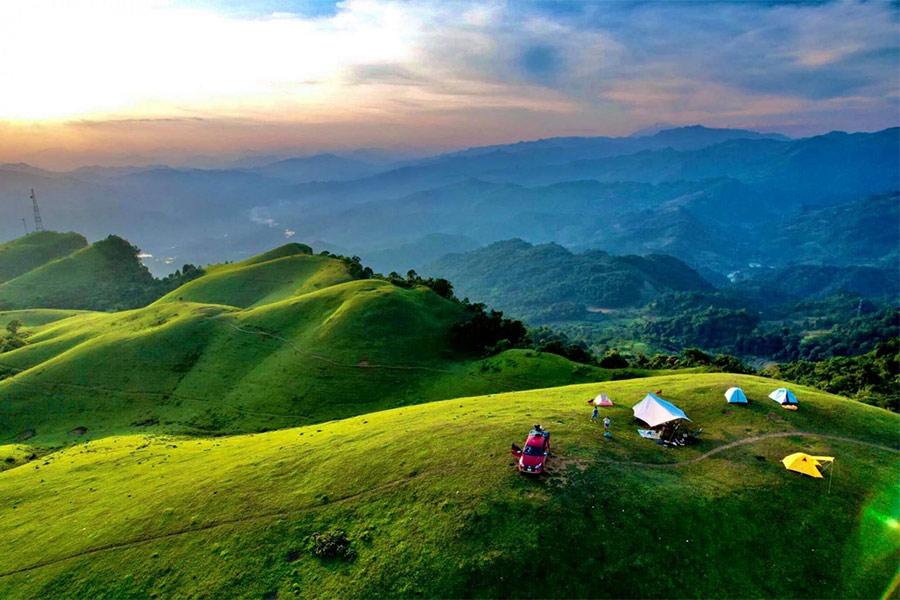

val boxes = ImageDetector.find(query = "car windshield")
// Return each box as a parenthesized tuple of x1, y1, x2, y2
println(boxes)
(523, 444, 544, 456)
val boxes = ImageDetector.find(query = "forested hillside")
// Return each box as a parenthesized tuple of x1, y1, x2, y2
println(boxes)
(427, 239, 713, 322)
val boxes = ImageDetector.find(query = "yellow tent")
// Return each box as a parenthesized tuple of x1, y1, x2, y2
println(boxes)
(782, 453, 834, 478)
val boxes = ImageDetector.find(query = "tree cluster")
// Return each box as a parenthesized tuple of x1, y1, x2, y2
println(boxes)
(767, 338, 899, 412)
(1, 319, 26, 353)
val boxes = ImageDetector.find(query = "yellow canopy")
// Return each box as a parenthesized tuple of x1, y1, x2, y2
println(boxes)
(782, 453, 834, 478)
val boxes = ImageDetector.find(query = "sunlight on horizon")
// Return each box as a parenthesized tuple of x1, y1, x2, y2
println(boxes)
(0, 0, 414, 122)
(0, 0, 896, 166)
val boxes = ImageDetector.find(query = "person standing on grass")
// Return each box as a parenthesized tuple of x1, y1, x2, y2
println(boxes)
(591, 404, 599, 422)
(604, 416, 611, 436)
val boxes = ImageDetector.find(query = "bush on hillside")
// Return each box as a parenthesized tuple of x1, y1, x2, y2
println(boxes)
(680, 347, 712, 366)
(1, 319, 27, 353)
(307, 530, 355, 560)
(538, 339, 596, 365)
(598, 349, 629, 369)
(712, 354, 755, 374)
(6, 319, 22, 336)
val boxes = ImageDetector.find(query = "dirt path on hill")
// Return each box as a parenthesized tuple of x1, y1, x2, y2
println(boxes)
(0, 469, 436, 579)
(604, 431, 899, 469)
(1, 431, 896, 579)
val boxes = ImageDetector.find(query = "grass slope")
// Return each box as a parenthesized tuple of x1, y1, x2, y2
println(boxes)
(0, 308, 91, 327)
(0, 272, 632, 447)
(1, 373, 896, 599)
(0, 235, 154, 311)
(0, 231, 87, 283)
(154, 243, 353, 308)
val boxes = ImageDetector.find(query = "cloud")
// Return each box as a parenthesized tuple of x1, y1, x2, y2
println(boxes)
(0, 0, 895, 164)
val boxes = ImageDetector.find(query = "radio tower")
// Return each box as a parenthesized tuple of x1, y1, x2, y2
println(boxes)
(30, 189, 44, 232)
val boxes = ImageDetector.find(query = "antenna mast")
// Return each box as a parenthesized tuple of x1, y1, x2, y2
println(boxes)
(30, 189, 44, 232)
(22, 218, 29, 235)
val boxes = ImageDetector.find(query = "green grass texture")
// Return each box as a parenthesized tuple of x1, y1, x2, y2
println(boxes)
(1, 373, 896, 599)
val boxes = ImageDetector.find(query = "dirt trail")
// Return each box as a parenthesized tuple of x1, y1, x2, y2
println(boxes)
(0, 431, 896, 579)
(609, 431, 899, 469)
(0, 470, 435, 579)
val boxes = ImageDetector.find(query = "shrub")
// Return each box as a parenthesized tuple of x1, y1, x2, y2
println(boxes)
(307, 530, 355, 560)
(599, 349, 629, 369)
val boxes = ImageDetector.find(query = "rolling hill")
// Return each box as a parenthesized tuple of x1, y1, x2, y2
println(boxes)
(0, 244, 634, 446)
(0, 235, 159, 311)
(153, 243, 354, 308)
(0, 230, 86, 283)
(1, 373, 896, 598)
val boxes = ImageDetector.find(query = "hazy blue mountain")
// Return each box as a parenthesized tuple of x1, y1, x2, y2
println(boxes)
(0, 126, 895, 279)
(476, 128, 898, 200)
(437, 125, 789, 162)
(756, 192, 899, 268)
(358, 233, 482, 275)
(641, 124, 790, 147)
(246, 153, 387, 183)
(726, 264, 899, 309)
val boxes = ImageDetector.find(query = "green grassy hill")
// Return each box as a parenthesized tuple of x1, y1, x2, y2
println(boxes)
(154, 243, 354, 308)
(0, 231, 87, 283)
(1, 373, 896, 599)
(0, 308, 90, 327)
(0, 235, 157, 311)
(0, 248, 636, 446)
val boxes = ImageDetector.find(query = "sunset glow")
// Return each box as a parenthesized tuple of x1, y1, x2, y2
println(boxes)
(1, 0, 897, 167)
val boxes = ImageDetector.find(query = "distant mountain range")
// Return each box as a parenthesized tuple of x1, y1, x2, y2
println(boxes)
(425, 238, 898, 325)
(0, 125, 895, 280)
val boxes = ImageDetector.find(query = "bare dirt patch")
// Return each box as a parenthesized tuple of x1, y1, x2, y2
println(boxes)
(69, 426, 88, 436)
(545, 454, 590, 484)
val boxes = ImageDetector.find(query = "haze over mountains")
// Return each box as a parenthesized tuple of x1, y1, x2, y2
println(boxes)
(2, 125, 896, 282)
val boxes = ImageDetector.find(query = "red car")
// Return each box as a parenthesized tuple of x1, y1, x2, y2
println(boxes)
(511, 425, 551, 474)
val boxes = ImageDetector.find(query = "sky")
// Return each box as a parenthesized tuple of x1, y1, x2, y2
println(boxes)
(0, 0, 897, 168)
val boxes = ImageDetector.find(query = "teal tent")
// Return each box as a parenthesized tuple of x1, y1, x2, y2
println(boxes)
(725, 387, 748, 404)
(769, 388, 798, 405)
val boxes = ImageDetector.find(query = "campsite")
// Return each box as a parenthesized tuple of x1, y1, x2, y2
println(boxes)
(2, 371, 897, 599)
